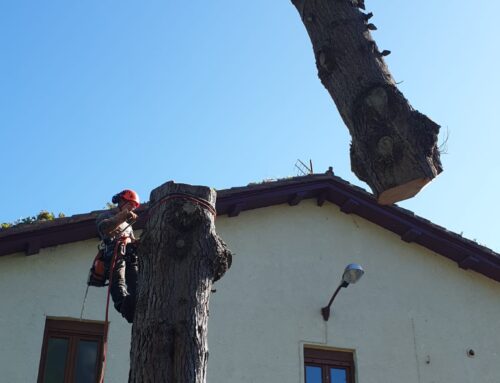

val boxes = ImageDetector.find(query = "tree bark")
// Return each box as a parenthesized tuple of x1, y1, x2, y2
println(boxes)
(129, 181, 232, 383)
(291, 0, 443, 204)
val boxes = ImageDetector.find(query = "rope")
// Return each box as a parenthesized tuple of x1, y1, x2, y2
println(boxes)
(79, 284, 90, 320)
(99, 238, 127, 383)
(147, 193, 217, 219)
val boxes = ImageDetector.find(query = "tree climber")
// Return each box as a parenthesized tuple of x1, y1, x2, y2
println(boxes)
(95, 189, 140, 323)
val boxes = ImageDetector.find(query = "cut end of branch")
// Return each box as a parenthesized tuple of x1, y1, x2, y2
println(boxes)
(377, 178, 431, 205)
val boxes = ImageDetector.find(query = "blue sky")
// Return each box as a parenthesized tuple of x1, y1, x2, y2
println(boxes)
(1, 1, 499, 251)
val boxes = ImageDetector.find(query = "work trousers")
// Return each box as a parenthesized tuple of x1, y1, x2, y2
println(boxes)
(109, 253, 138, 322)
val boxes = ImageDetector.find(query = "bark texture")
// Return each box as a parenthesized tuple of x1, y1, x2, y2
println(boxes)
(291, 0, 443, 204)
(129, 181, 232, 383)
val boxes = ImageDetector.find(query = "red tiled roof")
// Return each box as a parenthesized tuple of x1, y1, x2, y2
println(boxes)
(1, 173, 499, 283)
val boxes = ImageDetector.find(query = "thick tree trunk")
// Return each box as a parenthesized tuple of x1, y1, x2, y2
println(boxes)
(129, 181, 232, 383)
(291, 0, 443, 204)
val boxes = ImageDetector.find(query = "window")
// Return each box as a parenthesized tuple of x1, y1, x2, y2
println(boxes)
(304, 347, 355, 383)
(37, 317, 106, 383)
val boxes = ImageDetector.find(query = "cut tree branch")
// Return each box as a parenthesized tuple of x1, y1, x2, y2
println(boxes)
(291, 0, 443, 204)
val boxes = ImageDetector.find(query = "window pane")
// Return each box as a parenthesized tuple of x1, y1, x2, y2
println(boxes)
(43, 337, 68, 383)
(75, 340, 99, 383)
(330, 368, 347, 383)
(306, 365, 322, 383)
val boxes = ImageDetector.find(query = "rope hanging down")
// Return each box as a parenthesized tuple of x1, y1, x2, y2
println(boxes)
(99, 239, 125, 383)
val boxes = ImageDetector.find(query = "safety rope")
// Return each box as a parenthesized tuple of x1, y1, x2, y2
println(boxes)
(99, 238, 127, 383)
(147, 192, 217, 218)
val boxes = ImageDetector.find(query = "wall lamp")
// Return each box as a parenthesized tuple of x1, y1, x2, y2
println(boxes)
(321, 263, 365, 321)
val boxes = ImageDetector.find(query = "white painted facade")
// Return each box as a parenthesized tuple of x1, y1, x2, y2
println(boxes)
(0, 200, 499, 382)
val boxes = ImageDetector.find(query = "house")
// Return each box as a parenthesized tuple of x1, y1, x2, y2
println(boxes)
(1, 172, 499, 383)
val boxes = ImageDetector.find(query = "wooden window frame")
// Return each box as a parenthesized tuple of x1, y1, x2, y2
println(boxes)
(304, 347, 355, 383)
(37, 317, 106, 383)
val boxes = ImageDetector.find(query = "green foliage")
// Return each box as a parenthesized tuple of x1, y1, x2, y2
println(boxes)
(105, 202, 117, 210)
(36, 210, 55, 221)
(0, 210, 65, 231)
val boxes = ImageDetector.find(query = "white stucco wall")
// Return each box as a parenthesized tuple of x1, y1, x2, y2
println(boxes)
(0, 200, 499, 382)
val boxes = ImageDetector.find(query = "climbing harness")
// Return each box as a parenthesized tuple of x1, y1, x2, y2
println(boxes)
(80, 220, 136, 313)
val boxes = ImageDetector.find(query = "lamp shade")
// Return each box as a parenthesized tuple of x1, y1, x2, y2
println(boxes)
(342, 263, 364, 284)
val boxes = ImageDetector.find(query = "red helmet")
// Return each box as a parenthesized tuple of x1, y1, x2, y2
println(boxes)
(113, 189, 140, 208)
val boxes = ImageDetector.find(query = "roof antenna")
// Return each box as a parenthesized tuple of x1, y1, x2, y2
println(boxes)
(295, 159, 314, 176)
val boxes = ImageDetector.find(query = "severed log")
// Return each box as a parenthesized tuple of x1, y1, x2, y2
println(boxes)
(291, 0, 443, 204)
(129, 181, 232, 383)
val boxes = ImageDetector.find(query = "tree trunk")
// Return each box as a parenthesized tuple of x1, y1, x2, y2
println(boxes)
(129, 181, 232, 383)
(291, 0, 443, 204)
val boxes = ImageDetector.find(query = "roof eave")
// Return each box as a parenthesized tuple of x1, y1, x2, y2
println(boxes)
(1, 175, 499, 283)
